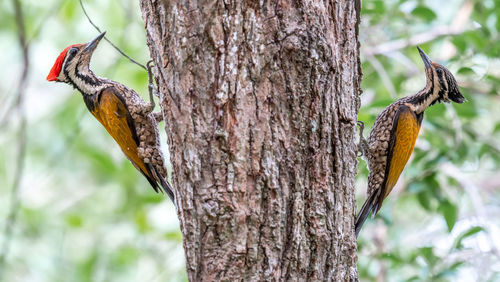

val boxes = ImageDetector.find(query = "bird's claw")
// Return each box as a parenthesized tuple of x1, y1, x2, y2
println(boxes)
(357, 120, 365, 131)
(146, 60, 159, 111)
(357, 120, 368, 158)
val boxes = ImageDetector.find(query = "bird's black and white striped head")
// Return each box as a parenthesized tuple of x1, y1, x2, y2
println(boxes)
(417, 46, 466, 108)
(47, 32, 106, 95)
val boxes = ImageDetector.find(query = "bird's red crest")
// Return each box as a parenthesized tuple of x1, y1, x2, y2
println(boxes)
(46, 44, 78, 82)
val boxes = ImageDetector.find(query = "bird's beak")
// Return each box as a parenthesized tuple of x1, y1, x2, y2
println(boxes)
(417, 46, 432, 72)
(83, 32, 106, 54)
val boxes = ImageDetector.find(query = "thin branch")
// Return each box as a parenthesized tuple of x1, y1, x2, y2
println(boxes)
(79, 0, 147, 70)
(362, 0, 474, 56)
(0, 0, 29, 277)
(0, 95, 15, 129)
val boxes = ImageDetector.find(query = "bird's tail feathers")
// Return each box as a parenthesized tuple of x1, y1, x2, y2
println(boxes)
(355, 192, 377, 238)
(148, 164, 176, 206)
(158, 172, 175, 205)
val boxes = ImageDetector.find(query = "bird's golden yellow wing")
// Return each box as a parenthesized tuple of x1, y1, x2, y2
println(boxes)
(376, 105, 421, 212)
(90, 88, 151, 179)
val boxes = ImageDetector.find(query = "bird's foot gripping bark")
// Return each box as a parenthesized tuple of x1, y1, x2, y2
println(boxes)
(357, 121, 369, 158)
(152, 112, 163, 122)
(145, 60, 165, 123)
(138, 60, 160, 114)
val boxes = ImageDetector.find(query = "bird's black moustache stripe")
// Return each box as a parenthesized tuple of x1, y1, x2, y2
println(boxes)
(63, 61, 100, 111)
(63, 60, 101, 89)
(437, 71, 447, 103)
(437, 72, 447, 91)
(74, 61, 101, 86)
(63, 66, 84, 94)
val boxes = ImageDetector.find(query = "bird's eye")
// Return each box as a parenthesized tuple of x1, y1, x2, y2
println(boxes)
(69, 48, 78, 56)
(436, 68, 443, 74)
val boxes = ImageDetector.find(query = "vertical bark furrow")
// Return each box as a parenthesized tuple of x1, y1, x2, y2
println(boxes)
(140, 0, 361, 280)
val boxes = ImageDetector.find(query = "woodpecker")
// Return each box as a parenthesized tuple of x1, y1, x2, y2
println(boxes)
(46, 32, 175, 204)
(355, 47, 465, 237)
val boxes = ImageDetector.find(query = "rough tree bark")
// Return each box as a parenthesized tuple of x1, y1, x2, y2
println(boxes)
(140, 1, 362, 281)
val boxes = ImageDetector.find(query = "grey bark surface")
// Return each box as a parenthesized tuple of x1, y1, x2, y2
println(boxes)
(140, 1, 362, 281)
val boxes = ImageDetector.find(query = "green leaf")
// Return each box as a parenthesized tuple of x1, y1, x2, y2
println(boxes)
(418, 246, 439, 266)
(453, 226, 485, 250)
(164, 230, 183, 242)
(363, 0, 386, 14)
(439, 200, 458, 232)
(496, 11, 500, 34)
(451, 37, 468, 53)
(65, 214, 83, 228)
(406, 276, 421, 282)
(134, 210, 151, 233)
(453, 94, 477, 118)
(368, 98, 395, 109)
(114, 246, 139, 266)
(139, 194, 164, 204)
(457, 67, 476, 76)
(59, 0, 78, 22)
(464, 29, 487, 49)
(411, 6, 437, 21)
(416, 191, 432, 211)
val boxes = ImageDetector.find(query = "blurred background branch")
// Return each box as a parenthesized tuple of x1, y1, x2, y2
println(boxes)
(0, 0, 29, 277)
(362, 0, 473, 56)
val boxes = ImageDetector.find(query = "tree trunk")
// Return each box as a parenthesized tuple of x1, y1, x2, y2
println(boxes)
(140, 1, 362, 281)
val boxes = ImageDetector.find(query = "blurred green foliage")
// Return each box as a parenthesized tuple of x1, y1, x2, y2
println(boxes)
(1, 0, 499, 281)
(357, 0, 500, 281)
(0, 0, 184, 281)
